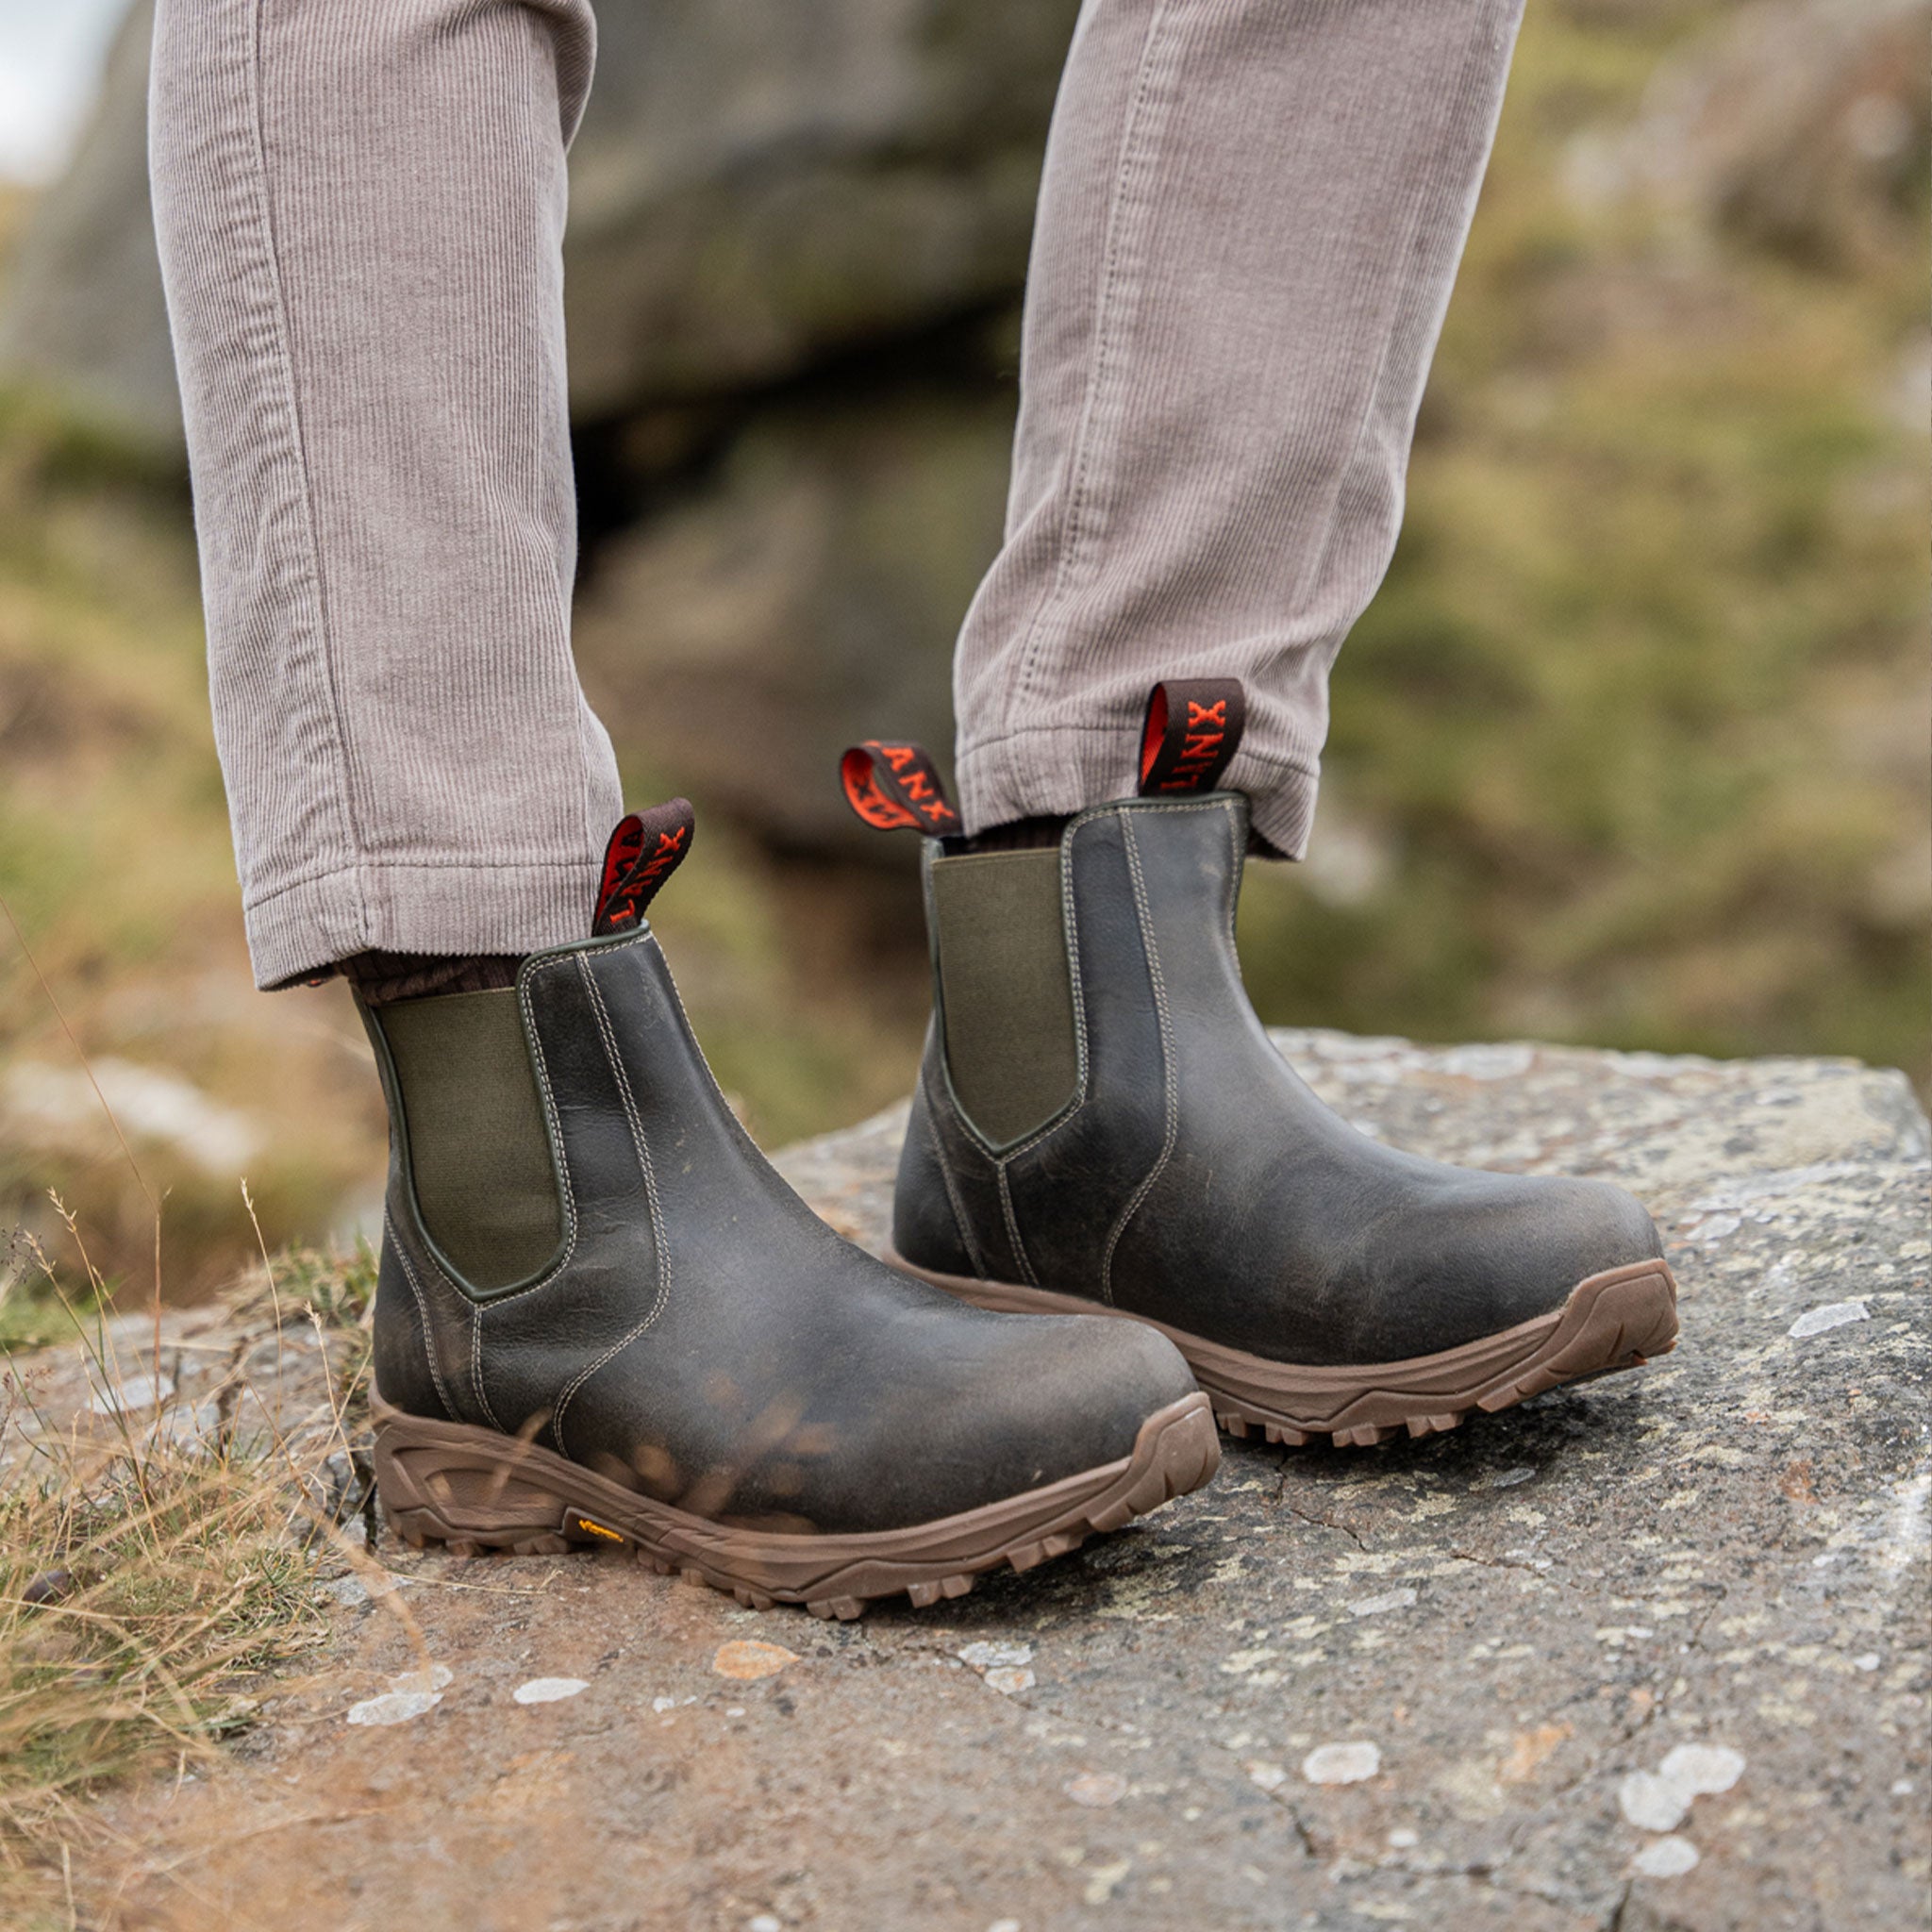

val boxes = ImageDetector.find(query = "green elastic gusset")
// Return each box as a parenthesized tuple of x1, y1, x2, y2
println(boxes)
(374, 987, 562, 1291)
(931, 847, 1078, 1149)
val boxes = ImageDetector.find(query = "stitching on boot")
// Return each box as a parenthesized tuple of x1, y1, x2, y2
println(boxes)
(385, 1213, 458, 1422)
(470, 1301, 499, 1432)
(473, 941, 663, 1308)
(997, 1164, 1040, 1289)
(1100, 810, 1180, 1307)
(962, 822, 1094, 1167)
(550, 961, 676, 1457)
(921, 1080, 988, 1278)
(1223, 799, 1242, 944)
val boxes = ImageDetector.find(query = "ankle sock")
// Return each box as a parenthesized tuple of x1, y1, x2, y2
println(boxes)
(962, 814, 1068, 855)
(341, 950, 522, 1006)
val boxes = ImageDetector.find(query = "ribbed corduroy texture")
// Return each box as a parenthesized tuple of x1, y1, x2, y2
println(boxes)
(149, 0, 618, 988)
(148, 0, 1520, 987)
(955, 0, 1524, 858)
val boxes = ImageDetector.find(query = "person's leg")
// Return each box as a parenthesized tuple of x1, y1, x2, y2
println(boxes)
(955, 0, 1524, 857)
(147, 0, 1218, 1607)
(150, 0, 618, 992)
(891, 0, 1678, 1441)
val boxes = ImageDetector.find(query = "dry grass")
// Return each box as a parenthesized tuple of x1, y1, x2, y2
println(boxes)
(0, 1225, 377, 1929)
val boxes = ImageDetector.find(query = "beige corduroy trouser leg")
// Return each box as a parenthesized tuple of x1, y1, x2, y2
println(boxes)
(149, 0, 1524, 991)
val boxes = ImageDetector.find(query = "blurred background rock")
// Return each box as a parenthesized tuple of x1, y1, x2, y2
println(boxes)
(0, 0, 1924, 1305)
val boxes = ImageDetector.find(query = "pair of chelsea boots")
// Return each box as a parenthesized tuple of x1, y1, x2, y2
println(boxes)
(362, 690, 1676, 1618)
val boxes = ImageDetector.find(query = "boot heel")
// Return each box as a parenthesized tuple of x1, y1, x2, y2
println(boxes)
(373, 1408, 583, 1558)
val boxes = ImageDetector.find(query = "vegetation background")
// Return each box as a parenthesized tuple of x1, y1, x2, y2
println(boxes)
(0, 0, 1925, 1314)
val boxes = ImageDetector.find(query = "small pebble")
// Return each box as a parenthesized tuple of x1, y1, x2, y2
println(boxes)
(712, 1641, 796, 1681)
(1789, 1301, 1868, 1340)
(1618, 1771, 1690, 1833)
(1631, 1835, 1700, 1877)
(958, 1641, 1033, 1671)
(512, 1677, 588, 1706)
(1658, 1744, 1745, 1796)
(1245, 1761, 1288, 1792)
(982, 1666, 1035, 1696)
(346, 1690, 441, 1727)
(1387, 1828, 1419, 1850)
(748, 1916, 781, 1932)
(1348, 1588, 1417, 1619)
(1064, 1771, 1129, 1807)
(1302, 1741, 1380, 1786)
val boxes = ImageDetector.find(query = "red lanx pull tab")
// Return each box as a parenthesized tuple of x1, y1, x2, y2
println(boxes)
(1138, 679, 1246, 795)
(592, 798, 695, 935)
(839, 741, 959, 834)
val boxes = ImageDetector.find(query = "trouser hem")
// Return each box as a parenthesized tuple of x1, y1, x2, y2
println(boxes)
(956, 728, 1321, 860)
(244, 859, 602, 991)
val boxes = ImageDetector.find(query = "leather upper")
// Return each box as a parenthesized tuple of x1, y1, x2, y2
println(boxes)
(371, 927, 1195, 1534)
(897, 795, 1666, 1365)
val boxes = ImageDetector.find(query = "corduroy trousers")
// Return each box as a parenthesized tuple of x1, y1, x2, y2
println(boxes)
(148, 0, 1524, 990)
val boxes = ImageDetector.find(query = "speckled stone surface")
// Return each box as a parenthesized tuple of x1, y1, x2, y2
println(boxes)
(45, 1035, 1932, 1931)
(771, 1033, 1932, 1931)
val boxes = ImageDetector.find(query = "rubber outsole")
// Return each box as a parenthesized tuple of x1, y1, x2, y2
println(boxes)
(884, 1255, 1680, 1449)
(371, 1391, 1220, 1619)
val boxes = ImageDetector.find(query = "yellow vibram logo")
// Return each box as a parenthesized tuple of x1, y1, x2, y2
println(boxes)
(575, 1517, 624, 1543)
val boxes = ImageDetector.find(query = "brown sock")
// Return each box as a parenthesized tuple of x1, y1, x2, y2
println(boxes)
(337, 950, 523, 1007)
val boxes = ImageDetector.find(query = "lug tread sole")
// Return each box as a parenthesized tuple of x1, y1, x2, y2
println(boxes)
(884, 1255, 1679, 1449)
(373, 1391, 1219, 1619)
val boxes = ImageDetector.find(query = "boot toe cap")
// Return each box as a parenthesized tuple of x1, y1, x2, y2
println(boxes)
(1385, 1173, 1666, 1357)
(871, 1308, 1201, 1526)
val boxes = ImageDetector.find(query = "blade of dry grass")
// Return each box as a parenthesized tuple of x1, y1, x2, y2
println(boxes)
(0, 1237, 391, 1928)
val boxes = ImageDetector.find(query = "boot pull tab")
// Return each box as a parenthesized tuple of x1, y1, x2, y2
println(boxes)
(593, 798, 695, 935)
(1139, 679, 1246, 795)
(839, 741, 959, 834)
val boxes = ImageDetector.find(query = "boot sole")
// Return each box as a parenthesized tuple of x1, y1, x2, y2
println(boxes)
(371, 1391, 1219, 1619)
(884, 1255, 1679, 1448)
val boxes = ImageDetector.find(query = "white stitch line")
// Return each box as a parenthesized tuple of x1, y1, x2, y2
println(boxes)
(550, 961, 675, 1457)
(1224, 798, 1242, 944)
(929, 833, 1091, 1168)
(447, 938, 647, 1430)
(471, 1302, 495, 1431)
(1099, 812, 1179, 1307)
(997, 1163, 1039, 1289)
(926, 1066, 1001, 1267)
(922, 1087, 988, 1278)
(385, 1214, 458, 1422)
(468, 941, 651, 1310)
(973, 829, 1092, 1168)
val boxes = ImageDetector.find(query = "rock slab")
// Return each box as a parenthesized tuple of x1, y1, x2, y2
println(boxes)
(71, 1034, 1932, 1929)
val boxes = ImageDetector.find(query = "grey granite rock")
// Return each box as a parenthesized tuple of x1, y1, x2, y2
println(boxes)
(20, 1032, 1929, 1929)
(777, 1032, 1932, 1927)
